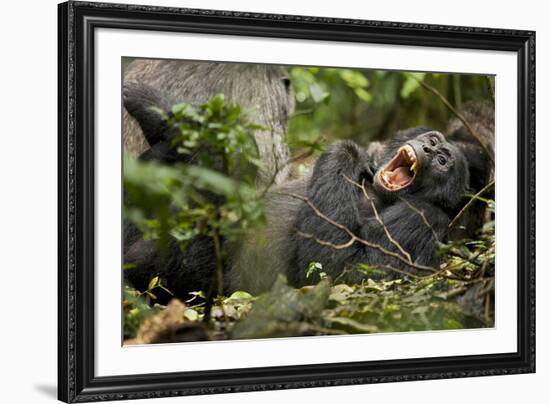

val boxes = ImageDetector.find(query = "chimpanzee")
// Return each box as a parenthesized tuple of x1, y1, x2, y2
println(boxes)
(231, 130, 471, 292)
(291, 131, 470, 284)
(123, 80, 480, 299)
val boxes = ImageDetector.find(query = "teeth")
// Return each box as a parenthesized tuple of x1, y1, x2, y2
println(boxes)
(399, 146, 416, 164)
(406, 147, 416, 162)
(379, 145, 418, 191)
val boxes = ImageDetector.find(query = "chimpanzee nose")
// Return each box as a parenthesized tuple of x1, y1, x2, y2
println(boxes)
(423, 145, 433, 153)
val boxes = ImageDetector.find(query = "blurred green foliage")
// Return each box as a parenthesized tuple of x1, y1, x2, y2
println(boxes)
(124, 285, 153, 338)
(287, 68, 494, 156)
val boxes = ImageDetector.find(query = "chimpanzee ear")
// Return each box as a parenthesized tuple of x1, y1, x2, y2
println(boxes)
(123, 80, 174, 146)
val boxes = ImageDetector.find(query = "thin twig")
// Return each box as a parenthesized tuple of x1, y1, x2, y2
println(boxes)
(376, 265, 424, 279)
(448, 180, 495, 230)
(448, 244, 486, 268)
(477, 278, 495, 298)
(259, 139, 322, 198)
(411, 75, 494, 164)
(295, 230, 356, 250)
(479, 259, 488, 279)
(442, 286, 468, 299)
(398, 196, 440, 242)
(374, 265, 457, 281)
(342, 174, 412, 263)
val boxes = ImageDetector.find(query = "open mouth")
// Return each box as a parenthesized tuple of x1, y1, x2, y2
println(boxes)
(378, 145, 417, 191)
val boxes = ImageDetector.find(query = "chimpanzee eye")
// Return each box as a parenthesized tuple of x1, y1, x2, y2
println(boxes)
(429, 136, 438, 146)
(437, 155, 447, 165)
(282, 77, 291, 91)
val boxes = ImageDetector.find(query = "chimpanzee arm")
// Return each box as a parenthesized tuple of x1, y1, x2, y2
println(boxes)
(288, 141, 376, 284)
(123, 81, 178, 148)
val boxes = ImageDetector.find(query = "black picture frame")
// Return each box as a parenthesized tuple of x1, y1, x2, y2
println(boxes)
(58, 1, 536, 402)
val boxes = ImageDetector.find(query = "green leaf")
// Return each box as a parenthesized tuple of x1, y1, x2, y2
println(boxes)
(400, 72, 426, 99)
(228, 291, 253, 300)
(339, 69, 369, 88)
(356, 263, 386, 277)
(207, 94, 225, 111)
(185, 291, 206, 303)
(148, 276, 159, 290)
(171, 103, 189, 116)
(306, 262, 323, 279)
(186, 166, 238, 195)
(354, 87, 372, 103)
(309, 82, 329, 103)
(183, 308, 199, 321)
(145, 291, 157, 300)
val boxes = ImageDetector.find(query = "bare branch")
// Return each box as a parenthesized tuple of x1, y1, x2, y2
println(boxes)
(375, 265, 424, 279)
(398, 196, 440, 242)
(259, 137, 323, 198)
(376, 264, 456, 280)
(294, 230, 356, 250)
(448, 180, 495, 230)
(342, 174, 412, 263)
(411, 75, 494, 164)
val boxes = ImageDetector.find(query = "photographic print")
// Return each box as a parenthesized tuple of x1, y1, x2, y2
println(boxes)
(122, 59, 496, 345)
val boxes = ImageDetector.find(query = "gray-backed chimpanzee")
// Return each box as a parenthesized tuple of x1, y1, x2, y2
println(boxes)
(123, 59, 294, 185)
(123, 80, 479, 299)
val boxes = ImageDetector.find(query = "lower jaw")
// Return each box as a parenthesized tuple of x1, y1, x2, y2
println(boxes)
(380, 184, 415, 194)
(378, 176, 413, 192)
